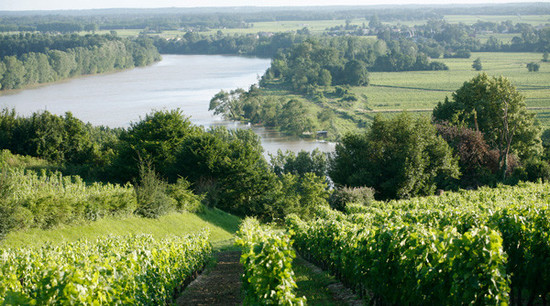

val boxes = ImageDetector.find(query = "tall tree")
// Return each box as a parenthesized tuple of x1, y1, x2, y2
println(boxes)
(330, 113, 459, 200)
(472, 57, 482, 71)
(433, 73, 541, 177)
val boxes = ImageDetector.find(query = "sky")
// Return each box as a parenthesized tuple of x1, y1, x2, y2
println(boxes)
(0, 0, 546, 11)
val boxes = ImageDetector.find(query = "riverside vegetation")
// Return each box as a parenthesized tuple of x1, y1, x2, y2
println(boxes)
(1, 4, 550, 304)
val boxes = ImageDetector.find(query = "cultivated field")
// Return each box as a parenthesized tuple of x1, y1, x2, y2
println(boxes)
(353, 52, 550, 126)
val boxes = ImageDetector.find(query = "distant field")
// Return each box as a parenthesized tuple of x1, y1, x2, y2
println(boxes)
(207, 19, 367, 35)
(350, 52, 550, 127)
(444, 14, 550, 26)
(90, 14, 550, 37)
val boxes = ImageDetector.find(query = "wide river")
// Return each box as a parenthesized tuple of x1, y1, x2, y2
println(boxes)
(0, 55, 334, 156)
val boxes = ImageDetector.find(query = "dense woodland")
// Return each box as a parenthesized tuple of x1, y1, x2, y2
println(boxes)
(0, 33, 160, 90)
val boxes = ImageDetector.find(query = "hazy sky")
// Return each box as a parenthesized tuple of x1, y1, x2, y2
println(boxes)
(0, 0, 546, 11)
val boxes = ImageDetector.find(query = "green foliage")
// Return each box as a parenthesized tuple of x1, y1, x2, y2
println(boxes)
(330, 113, 460, 199)
(279, 99, 316, 136)
(336, 182, 550, 304)
(134, 160, 175, 218)
(513, 158, 550, 182)
(527, 61, 540, 72)
(328, 186, 375, 211)
(288, 212, 510, 305)
(0, 232, 212, 304)
(235, 218, 305, 305)
(472, 57, 482, 70)
(261, 173, 330, 222)
(270, 149, 328, 178)
(209, 88, 318, 136)
(433, 73, 542, 161)
(114, 109, 201, 181)
(0, 109, 118, 169)
(344, 60, 369, 86)
(0, 166, 136, 237)
(177, 127, 272, 216)
(209, 88, 247, 120)
(167, 178, 204, 213)
(0, 33, 160, 91)
(265, 39, 373, 93)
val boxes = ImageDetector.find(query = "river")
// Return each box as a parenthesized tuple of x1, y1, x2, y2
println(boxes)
(0, 54, 335, 157)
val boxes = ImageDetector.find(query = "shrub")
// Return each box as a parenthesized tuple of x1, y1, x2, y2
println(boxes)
(513, 158, 550, 183)
(167, 178, 204, 213)
(134, 161, 175, 218)
(329, 186, 375, 211)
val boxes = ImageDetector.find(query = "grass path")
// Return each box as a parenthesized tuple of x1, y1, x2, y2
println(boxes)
(176, 250, 243, 306)
(176, 246, 363, 305)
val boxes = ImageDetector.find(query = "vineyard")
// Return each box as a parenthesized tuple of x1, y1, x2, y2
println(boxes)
(236, 218, 305, 305)
(0, 166, 136, 238)
(0, 232, 212, 304)
(285, 182, 550, 305)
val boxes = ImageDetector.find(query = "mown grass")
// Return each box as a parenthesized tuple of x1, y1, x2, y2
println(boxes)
(1, 208, 241, 249)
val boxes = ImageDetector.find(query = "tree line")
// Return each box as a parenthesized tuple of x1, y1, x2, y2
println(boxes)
(371, 19, 550, 57)
(331, 73, 546, 200)
(0, 33, 160, 90)
(2, 73, 548, 213)
(0, 108, 329, 222)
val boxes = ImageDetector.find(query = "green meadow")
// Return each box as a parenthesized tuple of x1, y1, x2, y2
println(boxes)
(1, 208, 241, 249)
(350, 52, 550, 126)
(444, 14, 550, 26)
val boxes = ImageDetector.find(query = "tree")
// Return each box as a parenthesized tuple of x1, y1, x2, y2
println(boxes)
(344, 60, 369, 86)
(330, 113, 459, 200)
(279, 99, 316, 136)
(435, 123, 501, 186)
(270, 149, 328, 178)
(433, 73, 541, 178)
(472, 57, 482, 71)
(1, 56, 26, 90)
(209, 88, 246, 120)
(526, 62, 540, 72)
(176, 127, 272, 216)
(114, 109, 201, 182)
(543, 52, 549, 62)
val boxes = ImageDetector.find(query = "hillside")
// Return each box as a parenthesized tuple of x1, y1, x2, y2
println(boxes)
(1, 208, 240, 249)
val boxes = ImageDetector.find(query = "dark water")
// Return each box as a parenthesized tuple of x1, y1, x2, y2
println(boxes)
(0, 54, 335, 156)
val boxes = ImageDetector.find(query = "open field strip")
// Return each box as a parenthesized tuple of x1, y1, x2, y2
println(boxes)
(1, 208, 240, 249)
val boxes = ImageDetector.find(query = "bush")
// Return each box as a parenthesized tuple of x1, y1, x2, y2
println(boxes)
(235, 218, 305, 305)
(513, 159, 550, 183)
(134, 161, 175, 218)
(0, 172, 16, 240)
(167, 178, 204, 213)
(527, 62, 540, 72)
(329, 186, 375, 211)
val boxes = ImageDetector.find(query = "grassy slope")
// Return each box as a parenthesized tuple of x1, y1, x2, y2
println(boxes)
(1, 208, 240, 249)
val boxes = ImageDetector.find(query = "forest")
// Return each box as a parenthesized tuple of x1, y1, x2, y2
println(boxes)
(0, 33, 160, 90)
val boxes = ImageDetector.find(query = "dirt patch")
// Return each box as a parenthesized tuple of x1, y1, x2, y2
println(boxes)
(176, 251, 243, 306)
